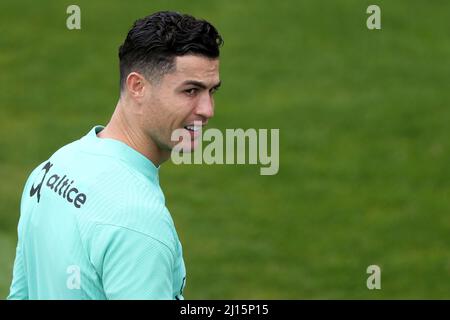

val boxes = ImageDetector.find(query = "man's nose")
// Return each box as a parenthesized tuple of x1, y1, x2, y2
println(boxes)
(195, 93, 214, 119)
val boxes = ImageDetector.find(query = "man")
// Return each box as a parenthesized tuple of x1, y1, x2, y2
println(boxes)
(8, 11, 223, 299)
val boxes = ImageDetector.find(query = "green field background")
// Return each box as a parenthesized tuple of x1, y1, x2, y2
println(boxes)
(0, 0, 449, 299)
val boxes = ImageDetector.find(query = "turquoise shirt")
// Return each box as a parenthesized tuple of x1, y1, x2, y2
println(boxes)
(8, 126, 186, 299)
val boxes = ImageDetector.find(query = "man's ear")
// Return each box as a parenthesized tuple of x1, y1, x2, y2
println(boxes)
(126, 72, 148, 99)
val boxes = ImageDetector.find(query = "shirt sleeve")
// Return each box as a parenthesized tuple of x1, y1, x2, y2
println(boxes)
(90, 224, 175, 300)
(7, 241, 28, 300)
(7, 165, 41, 300)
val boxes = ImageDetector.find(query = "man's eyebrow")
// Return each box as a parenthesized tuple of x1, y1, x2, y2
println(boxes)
(182, 80, 221, 89)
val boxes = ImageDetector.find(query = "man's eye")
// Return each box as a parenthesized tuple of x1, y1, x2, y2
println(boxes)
(210, 87, 220, 94)
(185, 88, 198, 96)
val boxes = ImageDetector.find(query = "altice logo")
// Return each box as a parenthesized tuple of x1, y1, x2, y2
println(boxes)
(170, 121, 279, 175)
(30, 161, 87, 208)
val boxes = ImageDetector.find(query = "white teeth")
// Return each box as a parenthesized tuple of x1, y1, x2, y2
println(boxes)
(185, 125, 201, 131)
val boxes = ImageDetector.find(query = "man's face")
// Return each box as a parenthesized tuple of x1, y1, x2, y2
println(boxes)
(140, 55, 220, 154)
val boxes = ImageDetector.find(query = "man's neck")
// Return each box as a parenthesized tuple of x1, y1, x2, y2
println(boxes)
(97, 102, 167, 167)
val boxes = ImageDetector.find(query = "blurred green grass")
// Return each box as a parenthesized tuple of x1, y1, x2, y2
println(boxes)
(0, 0, 449, 298)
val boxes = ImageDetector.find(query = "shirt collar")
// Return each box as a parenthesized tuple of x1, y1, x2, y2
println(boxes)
(81, 125, 160, 184)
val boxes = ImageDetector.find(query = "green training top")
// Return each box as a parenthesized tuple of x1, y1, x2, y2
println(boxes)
(8, 126, 186, 300)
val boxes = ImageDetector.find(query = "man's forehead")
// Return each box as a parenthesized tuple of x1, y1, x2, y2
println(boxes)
(172, 55, 220, 81)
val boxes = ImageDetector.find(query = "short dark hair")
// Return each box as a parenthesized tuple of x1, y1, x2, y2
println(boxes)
(118, 11, 223, 91)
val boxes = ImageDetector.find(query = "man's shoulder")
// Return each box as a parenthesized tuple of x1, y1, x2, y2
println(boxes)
(22, 131, 178, 249)
(33, 132, 160, 200)
(78, 165, 176, 249)
(82, 196, 179, 255)
(24, 130, 164, 209)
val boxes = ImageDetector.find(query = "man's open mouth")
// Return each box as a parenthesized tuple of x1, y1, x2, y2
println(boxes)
(184, 125, 202, 132)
